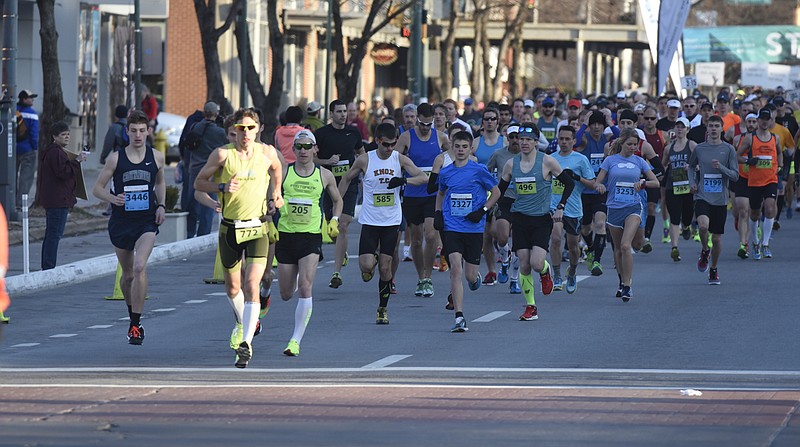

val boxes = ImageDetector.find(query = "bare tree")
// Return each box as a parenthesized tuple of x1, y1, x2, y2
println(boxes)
(431, 0, 460, 102)
(489, 1, 528, 101)
(331, 0, 414, 104)
(194, 0, 241, 115)
(36, 0, 69, 142)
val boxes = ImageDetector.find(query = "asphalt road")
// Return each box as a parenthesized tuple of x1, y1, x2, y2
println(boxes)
(1, 214, 799, 446)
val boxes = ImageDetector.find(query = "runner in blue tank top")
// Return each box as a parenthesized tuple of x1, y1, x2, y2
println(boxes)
(471, 107, 504, 285)
(575, 111, 610, 277)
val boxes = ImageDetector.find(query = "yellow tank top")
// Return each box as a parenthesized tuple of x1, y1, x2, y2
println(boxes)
(216, 146, 270, 220)
(278, 164, 324, 234)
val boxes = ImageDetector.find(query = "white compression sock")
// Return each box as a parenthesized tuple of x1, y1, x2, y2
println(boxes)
(242, 302, 260, 344)
(260, 279, 272, 298)
(291, 297, 313, 343)
(749, 219, 759, 245)
(228, 290, 245, 324)
(762, 218, 774, 245)
(511, 254, 520, 280)
(498, 243, 510, 264)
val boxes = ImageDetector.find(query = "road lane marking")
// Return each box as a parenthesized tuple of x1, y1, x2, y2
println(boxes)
(87, 325, 113, 329)
(205, 292, 228, 296)
(184, 300, 207, 304)
(49, 334, 78, 338)
(152, 308, 176, 313)
(473, 311, 510, 322)
(362, 355, 412, 369)
(118, 317, 130, 321)
(9, 343, 40, 348)
(577, 275, 590, 282)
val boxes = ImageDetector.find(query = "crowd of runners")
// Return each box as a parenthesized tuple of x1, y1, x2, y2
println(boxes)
(95, 86, 798, 368)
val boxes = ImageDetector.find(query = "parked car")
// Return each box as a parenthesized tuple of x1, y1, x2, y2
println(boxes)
(156, 112, 186, 163)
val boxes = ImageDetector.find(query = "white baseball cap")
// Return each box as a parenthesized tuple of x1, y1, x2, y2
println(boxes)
(523, 99, 535, 108)
(675, 117, 690, 128)
(294, 129, 316, 144)
(667, 99, 681, 108)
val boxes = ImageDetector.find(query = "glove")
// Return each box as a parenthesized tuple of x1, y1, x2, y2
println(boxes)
(328, 217, 340, 239)
(387, 177, 406, 189)
(267, 221, 279, 244)
(434, 210, 444, 231)
(466, 208, 485, 223)
(746, 157, 759, 166)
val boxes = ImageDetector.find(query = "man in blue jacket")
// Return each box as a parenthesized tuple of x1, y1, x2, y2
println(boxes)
(16, 89, 39, 208)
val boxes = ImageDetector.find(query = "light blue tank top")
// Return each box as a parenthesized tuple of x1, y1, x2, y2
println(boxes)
(510, 153, 551, 217)
(475, 135, 504, 165)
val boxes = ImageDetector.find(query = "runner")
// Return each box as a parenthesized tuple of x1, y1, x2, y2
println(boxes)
(576, 111, 610, 276)
(395, 103, 450, 297)
(194, 108, 284, 368)
(687, 115, 739, 284)
(641, 105, 671, 244)
(472, 107, 504, 284)
(549, 126, 595, 293)
(662, 117, 697, 262)
(731, 113, 757, 259)
(92, 110, 166, 345)
(275, 130, 342, 356)
(314, 100, 364, 290)
(594, 128, 660, 301)
(338, 123, 427, 324)
(435, 131, 500, 332)
(497, 123, 575, 320)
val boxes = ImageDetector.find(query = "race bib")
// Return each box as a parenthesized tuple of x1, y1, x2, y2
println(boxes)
(515, 176, 537, 195)
(703, 174, 722, 193)
(755, 156, 773, 169)
(287, 198, 312, 225)
(671, 168, 690, 195)
(420, 167, 432, 178)
(234, 218, 265, 244)
(332, 160, 350, 177)
(552, 179, 565, 195)
(373, 192, 395, 207)
(450, 193, 472, 216)
(124, 185, 150, 211)
(590, 153, 604, 173)
(614, 182, 637, 203)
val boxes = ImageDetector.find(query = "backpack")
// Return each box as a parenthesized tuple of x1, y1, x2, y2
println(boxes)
(114, 122, 129, 150)
(16, 110, 27, 141)
(184, 121, 207, 152)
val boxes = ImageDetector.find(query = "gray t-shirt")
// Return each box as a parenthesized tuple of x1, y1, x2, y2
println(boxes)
(486, 147, 517, 199)
(688, 141, 739, 206)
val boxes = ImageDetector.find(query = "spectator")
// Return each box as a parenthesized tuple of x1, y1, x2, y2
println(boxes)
(302, 101, 325, 131)
(461, 98, 482, 133)
(186, 101, 228, 238)
(274, 106, 305, 163)
(178, 107, 205, 212)
(347, 102, 369, 141)
(100, 105, 128, 164)
(368, 96, 389, 133)
(16, 89, 39, 209)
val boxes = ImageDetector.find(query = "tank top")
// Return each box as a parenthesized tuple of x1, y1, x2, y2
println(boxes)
(279, 164, 323, 234)
(510, 153, 551, 217)
(474, 134, 504, 165)
(405, 129, 441, 197)
(442, 151, 454, 168)
(216, 146, 270, 221)
(111, 147, 158, 219)
(360, 150, 402, 226)
(735, 132, 750, 179)
(644, 130, 665, 158)
(748, 133, 778, 187)
(582, 132, 607, 194)
(666, 141, 691, 194)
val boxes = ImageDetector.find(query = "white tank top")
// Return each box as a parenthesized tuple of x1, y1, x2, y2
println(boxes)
(360, 150, 403, 226)
(443, 152, 454, 168)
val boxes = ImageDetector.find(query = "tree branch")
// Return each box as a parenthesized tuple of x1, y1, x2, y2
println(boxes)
(213, 0, 241, 40)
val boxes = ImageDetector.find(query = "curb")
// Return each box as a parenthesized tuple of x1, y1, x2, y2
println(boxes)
(6, 234, 217, 296)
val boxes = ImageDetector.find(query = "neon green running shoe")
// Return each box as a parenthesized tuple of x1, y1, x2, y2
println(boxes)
(283, 339, 300, 356)
(230, 323, 243, 350)
(584, 251, 595, 272)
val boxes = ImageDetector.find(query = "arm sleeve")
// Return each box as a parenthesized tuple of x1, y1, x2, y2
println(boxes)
(498, 178, 510, 196)
(687, 150, 697, 187)
(555, 170, 575, 205)
(427, 172, 439, 194)
(575, 124, 588, 146)
(720, 146, 740, 181)
(648, 155, 664, 178)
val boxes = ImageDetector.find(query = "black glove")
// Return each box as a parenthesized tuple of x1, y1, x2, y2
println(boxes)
(466, 208, 486, 223)
(434, 210, 444, 231)
(388, 177, 406, 189)
(746, 157, 759, 166)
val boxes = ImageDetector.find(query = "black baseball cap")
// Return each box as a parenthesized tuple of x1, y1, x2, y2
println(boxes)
(757, 108, 772, 120)
(18, 89, 38, 99)
(717, 92, 730, 102)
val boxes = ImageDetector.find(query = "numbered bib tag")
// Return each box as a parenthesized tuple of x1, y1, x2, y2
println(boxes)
(590, 153, 604, 173)
(614, 182, 637, 203)
(233, 218, 265, 244)
(552, 179, 565, 195)
(420, 167, 432, 178)
(287, 198, 313, 225)
(671, 168, 690, 195)
(756, 156, 773, 169)
(373, 192, 395, 207)
(124, 185, 150, 211)
(515, 176, 537, 195)
(450, 193, 473, 216)
(703, 174, 723, 193)
(332, 160, 350, 177)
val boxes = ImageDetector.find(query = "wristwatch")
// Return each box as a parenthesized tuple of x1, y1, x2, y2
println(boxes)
(556, 203, 565, 211)
(218, 183, 226, 193)
(482, 206, 488, 213)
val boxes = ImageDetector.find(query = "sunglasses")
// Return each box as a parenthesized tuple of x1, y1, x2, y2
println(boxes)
(380, 140, 397, 148)
(506, 133, 519, 139)
(417, 120, 433, 127)
(684, 104, 696, 108)
(643, 116, 657, 120)
(234, 124, 257, 131)
(483, 116, 498, 121)
(517, 127, 536, 134)
(294, 142, 314, 150)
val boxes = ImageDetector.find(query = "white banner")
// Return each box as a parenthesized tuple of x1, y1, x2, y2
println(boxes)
(741, 62, 798, 90)
(695, 62, 725, 86)
(658, 0, 692, 95)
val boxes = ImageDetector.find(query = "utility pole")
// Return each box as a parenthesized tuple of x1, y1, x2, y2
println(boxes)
(239, 0, 248, 108)
(134, 0, 142, 109)
(409, 0, 423, 103)
(0, 0, 18, 220)
(324, 0, 332, 122)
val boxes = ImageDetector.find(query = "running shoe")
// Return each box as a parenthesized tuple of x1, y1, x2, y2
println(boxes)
(482, 271, 498, 286)
(403, 246, 413, 261)
(376, 307, 389, 324)
(565, 266, 577, 294)
(762, 245, 772, 258)
(390, 280, 397, 294)
(661, 228, 670, 244)
(234, 341, 252, 368)
(697, 249, 710, 272)
(681, 227, 692, 240)
(584, 251, 595, 272)
(445, 293, 454, 310)
(616, 282, 623, 298)
(414, 280, 425, 296)
(342, 252, 349, 267)
(230, 323, 243, 350)
(553, 276, 564, 292)
(737, 243, 749, 259)
(773, 221, 781, 231)
(259, 291, 271, 319)
(439, 255, 449, 272)
(640, 239, 653, 253)
(620, 285, 632, 302)
(693, 232, 701, 243)
(509, 280, 521, 294)
(469, 273, 482, 291)
(498, 262, 510, 284)
(519, 305, 538, 321)
(753, 244, 762, 261)
(590, 261, 603, 276)
(451, 317, 468, 333)
(361, 270, 374, 282)
(328, 272, 343, 288)
(422, 278, 435, 297)
(253, 320, 262, 337)
(708, 268, 720, 285)
(127, 324, 144, 345)
(540, 262, 553, 295)
(283, 339, 300, 356)
(671, 247, 681, 262)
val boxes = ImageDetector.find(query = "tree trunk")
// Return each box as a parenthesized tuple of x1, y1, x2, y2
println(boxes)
(508, 27, 525, 98)
(36, 0, 68, 142)
(432, 0, 459, 102)
(194, 0, 240, 115)
(469, 3, 485, 101)
(480, 10, 491, 104)
(491, 1, 526, 101)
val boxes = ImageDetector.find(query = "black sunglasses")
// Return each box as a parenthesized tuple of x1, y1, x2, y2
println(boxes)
(294, 142, 314, 150)
(417, 120, 433, 127)
(643, 117, 657, 120)
(380, 140, 397, 148)
(483, 116, 498, 121)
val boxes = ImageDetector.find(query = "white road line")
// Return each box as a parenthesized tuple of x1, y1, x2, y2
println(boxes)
(49, 334, 78, 338)
(472, 311, 510, 323)
(152, 308, 176, 313)
(9, 343, 40, 348)
(118, 317, 130, 321)
(183, 300, 207, 304)
(87, 325, 113, 329)
(205, 292, 228, 296)
(361, 355, 412, 369)
(576, 275, 590, 282)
